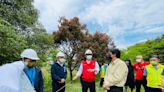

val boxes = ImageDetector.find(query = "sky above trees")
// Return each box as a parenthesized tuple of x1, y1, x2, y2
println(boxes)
(34, 0, 164, 49)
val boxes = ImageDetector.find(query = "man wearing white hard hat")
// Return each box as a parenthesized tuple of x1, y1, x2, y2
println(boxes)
(0, 48, 41, 92)
(73, 49, 100, 92)
(51, 51, 67, 92)
(22, 49, 44, 92)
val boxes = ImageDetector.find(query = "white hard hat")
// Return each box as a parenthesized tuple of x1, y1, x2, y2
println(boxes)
(85, 49, 93, 55)
(56, 52, 65, 58)
(21, 49, 39, 60)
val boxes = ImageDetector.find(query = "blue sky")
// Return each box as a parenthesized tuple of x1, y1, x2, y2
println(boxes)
(34, 0, 164, 49)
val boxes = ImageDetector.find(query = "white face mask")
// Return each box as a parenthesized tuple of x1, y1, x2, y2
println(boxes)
(86, 55, 92, 60)
(136, 59, 142, 63)
(24, 61, 28, 66)
(22, 58, 28, 67)
(59, 58, 66, 64)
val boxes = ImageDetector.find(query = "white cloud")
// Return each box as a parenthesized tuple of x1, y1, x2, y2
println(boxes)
(79, 0, 164, 48)
(137, 39, 148, 43)
(34, 0, 164, 48)
(80, 0, 164, 33)
(34, 0, 85, 32)
(144, 26, 164, 33)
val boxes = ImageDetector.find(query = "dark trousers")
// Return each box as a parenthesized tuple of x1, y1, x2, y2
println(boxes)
(82, 80, 95, 92)
(147, 87, 162, 92)
(99, 78, 104, 87)
(80, 77, 83, 86)
(136, 80, 147, 92)
(107, 86, 123, 92)
(52, 81, 65, 92)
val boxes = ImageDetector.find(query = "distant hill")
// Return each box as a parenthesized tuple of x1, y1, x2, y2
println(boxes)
(121, 34, 164, 62)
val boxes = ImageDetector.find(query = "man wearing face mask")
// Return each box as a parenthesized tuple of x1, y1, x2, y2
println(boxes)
(0, 48, 39, 92)
(133, 55, 149, 92)
(23, 49, 44, 92)
(143, 55, 164, 92)
(51, 52, 67, 92)
(73, 49, 100, 92)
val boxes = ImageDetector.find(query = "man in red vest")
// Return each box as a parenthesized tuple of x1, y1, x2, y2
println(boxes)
(133, 55, 149, 92)
(73, 49, 100, 92)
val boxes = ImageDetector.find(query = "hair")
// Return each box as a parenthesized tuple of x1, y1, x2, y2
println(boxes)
(136, 55, 143, 58)
(110, 49, 121, 58)
(151, 55, 160, 59)
(125, 59, 132, 66)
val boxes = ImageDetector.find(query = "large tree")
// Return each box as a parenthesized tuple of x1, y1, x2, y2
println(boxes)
(53, 17, 86, 80)
(0, 0, 55, 65)
(53, 17, 115, 80)
(0, 0, 38, 33)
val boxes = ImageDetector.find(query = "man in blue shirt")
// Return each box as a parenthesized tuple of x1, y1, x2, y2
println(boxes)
(23, 49, 44, 92)
(51, 52, 67, 92)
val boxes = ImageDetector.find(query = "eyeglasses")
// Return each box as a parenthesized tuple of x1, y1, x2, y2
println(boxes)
(29, 59, 36, 62)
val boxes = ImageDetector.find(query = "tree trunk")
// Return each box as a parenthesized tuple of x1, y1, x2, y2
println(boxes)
(69, 66, 73, 81)
(68, 60, 73, 82)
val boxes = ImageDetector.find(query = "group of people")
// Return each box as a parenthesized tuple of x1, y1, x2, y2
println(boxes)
(123, 55, 164, 92)
(0, 48, 164, 92)
(100, 54, 164, 92)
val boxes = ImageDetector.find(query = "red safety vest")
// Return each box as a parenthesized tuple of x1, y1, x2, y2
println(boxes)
(81, 60, 96, 82)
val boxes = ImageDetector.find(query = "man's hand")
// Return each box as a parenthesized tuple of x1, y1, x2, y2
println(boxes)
(87, 69, 95, 72)
(103, 84, 110, 90)
(58, 79, 65, 83)
(73, 76, 78, 80)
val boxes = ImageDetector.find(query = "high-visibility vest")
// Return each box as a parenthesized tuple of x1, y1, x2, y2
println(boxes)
(146, 64, 164, 88)
(100, 65, 107, 78)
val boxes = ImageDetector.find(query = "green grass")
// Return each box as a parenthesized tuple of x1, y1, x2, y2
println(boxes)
(66, 82, 104, 92)
(41, 63, 145, 92)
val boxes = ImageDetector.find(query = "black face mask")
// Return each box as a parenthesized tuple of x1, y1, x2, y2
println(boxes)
(107, 55, 112, 60)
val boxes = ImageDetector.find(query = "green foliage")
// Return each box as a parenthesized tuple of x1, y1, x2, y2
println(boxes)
(0, 0, 55, 65)
(0, 0, 38, 32)
(0, 18, 27, 65)
(121, 35, 164, 63)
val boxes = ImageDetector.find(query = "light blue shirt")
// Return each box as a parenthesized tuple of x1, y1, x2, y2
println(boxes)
(24, 67, 36, 87)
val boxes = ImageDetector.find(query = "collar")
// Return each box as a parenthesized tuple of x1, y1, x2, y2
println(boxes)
(57, 61, 64, 66)
(111, 58, 119, 64)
